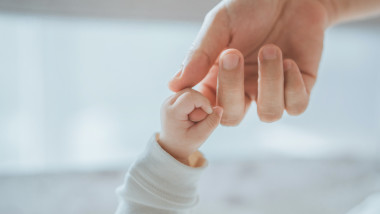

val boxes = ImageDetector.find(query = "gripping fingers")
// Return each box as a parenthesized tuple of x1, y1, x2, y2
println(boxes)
(189, 106, 223, 141)
(190, 66, 219, 122)
(170, 89, 213, 120)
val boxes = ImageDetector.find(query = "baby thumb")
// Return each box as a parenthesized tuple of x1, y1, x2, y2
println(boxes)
(190, 106, 223, 137)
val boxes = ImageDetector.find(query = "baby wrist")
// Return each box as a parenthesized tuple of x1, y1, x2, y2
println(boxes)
(157, 134, 204, 167)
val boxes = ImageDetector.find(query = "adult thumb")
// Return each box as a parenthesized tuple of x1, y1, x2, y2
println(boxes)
(168, 2, 230, 92)
(190, 106, 223, 138)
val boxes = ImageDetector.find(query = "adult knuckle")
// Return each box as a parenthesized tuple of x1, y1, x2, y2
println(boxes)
(205, 5, 219, 21)
(205, 3, 228, 26)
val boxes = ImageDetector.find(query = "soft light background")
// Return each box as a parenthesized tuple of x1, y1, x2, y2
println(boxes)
(0, 1, 379, 213)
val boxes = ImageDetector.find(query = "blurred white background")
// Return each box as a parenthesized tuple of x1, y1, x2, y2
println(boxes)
(0, 0, 379, 214)
(0, 11, 379, 173)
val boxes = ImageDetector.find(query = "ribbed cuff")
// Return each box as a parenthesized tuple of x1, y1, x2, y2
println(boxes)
(118, 133, 207, 210)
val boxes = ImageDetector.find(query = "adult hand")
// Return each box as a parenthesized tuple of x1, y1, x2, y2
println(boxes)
(169, 0, 333, 125)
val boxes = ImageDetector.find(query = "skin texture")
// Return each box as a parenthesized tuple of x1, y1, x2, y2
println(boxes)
(160, 0, 380, 164)
(158, 88, 223, 165)
(169, 0, 330, 125)
(325, 0, 380, 24)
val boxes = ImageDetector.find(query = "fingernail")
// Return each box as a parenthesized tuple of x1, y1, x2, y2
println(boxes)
(262, 46, 278, 60)
(222, 53, 240, 70)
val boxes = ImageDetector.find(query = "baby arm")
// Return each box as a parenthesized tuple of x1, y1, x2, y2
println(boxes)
(115, 88, 223, 214)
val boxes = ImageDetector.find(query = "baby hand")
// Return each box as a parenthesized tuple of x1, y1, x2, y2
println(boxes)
(158, 88, 223, 165)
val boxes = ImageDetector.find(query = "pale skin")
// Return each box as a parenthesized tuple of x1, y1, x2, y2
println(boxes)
(169, 0, 380, 125)
(158, 88, 223, 165)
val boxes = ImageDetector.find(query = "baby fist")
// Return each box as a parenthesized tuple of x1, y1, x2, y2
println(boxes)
(158, 88, 223, 165)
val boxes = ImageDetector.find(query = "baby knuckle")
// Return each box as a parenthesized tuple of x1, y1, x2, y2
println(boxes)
(182, 91, 194, 101)
(164, 106, 174, 116)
